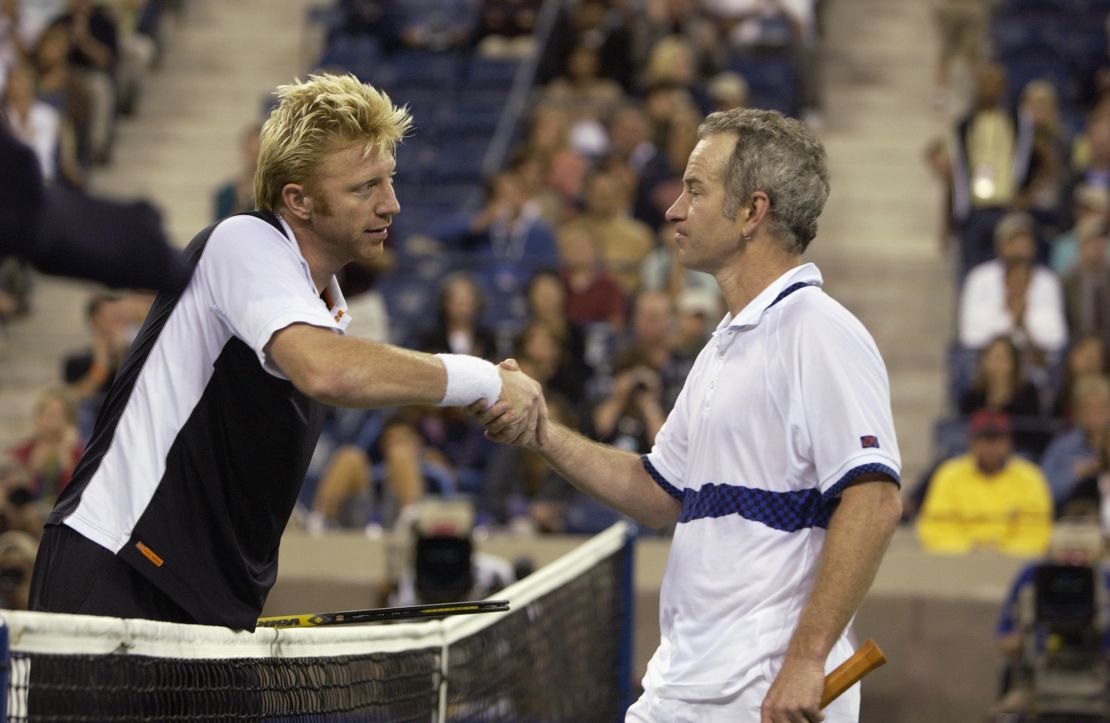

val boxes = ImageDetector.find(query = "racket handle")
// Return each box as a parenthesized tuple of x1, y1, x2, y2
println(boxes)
(820, 639, 886, 709)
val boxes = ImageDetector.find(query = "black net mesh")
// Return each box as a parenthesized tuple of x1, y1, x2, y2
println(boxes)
(7, 649, 440, 721)
(444, 551, 628, 722)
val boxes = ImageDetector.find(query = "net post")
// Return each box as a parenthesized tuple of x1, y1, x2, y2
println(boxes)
(0, 620, 8, 722)
(438, 638, 449, 722)
(616, 524, 637, 719)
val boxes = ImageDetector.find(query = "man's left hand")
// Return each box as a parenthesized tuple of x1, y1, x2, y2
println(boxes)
(761, 656, 825, 723)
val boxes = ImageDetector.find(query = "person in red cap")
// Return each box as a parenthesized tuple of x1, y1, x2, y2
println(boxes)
(917, 409, 1053, 556)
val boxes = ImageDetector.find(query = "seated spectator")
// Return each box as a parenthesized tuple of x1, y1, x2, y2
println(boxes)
(930, 0, 988, 101)
(212, 123, 260, 221)
(393, 0, 477, 53)
(621, 290, 687, 410)
(1051, 335, 1108, 420)
(1060, 424, 1110, 533)
(1018, 80, 1068, 233)
(950, 62, 1034, 276)
(470, 0, 539, 57)
(483, 383, 576, 534)
(0, 458, 46, 536)
(309, 406, 490, 532)
(525, 105, 589, 218)
(416, 272, 497, 360)
(337, 252, 395, 345)
(6, 386, 84, 502)
(639, 34, 702, 102)
(0, 530, 38, 610)
(709, 0, 800, 53)
(1051, 184, 1110, 275)
(558, 222, 626, 329)
(917, 409, 1053, 557)
(640, 221, 722, 305)
(957, 335, 1045, 455)
(1041, 374, 1110, 506)
(524, 269, 590, 405)
(576, 168, 655, 295)
(705, 70, 748, 112)
(989, 517, 1109, 716)
(958, 211, 1067, 359)
(542, 43, 624, 127)
(62, 292, 129, 438)
(31, 19, 90, 184)
(510, 319, 565, 396)
(0, 0, 30, 88)
(1063, 110, 1110, 229)
(636, 87, 701, 229)
(2, 62, 72, 185)
(591, 346, 667, 454)
(433, 170, 559, 329)
(539, 0, 635, 91)
(55, 0, 119, 164)
(103, 0, 156, 115)
(1061, 219, 1110, 351)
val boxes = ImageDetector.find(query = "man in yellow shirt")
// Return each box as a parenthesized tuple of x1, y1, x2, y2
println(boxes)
(918, 409, 1053, 556)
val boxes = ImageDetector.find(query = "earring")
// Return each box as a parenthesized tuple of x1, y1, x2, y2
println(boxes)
(743, 233, 751, 241)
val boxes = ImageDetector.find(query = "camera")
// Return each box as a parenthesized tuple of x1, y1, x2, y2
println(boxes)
(1017, 563, 1109, 717)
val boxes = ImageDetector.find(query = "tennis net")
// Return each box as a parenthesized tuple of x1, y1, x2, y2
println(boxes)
(0, 521, 634, 721)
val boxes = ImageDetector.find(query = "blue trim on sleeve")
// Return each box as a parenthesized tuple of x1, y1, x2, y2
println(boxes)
(641, 455, 685, 501)
(821, 463, 902, 504)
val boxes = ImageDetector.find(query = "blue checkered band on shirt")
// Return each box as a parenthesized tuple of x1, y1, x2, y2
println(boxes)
(641, 457, 900, 531)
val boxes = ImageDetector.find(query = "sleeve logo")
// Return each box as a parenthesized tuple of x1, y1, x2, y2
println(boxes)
(860, 435, 880, 449)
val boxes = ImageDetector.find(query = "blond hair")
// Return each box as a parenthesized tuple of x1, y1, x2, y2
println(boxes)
(254, 73, 412, 213)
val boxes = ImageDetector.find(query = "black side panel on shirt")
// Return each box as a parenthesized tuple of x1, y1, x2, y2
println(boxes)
(118, 337, 325, 629)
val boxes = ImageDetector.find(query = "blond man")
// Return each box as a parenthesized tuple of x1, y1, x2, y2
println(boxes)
(29, 74, 544, 629)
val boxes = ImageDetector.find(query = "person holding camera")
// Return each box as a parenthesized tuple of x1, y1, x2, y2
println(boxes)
(990, 517, 1110, 717)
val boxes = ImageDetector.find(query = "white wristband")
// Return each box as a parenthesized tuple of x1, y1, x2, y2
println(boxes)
(436, 353, 502, 408)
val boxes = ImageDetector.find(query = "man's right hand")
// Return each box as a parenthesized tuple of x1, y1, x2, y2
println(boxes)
(469, 359, 548, 447)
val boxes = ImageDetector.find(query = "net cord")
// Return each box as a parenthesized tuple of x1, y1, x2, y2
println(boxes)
(0, 522, 633, 661)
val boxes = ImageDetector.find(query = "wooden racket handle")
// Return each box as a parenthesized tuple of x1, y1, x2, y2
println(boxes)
(820, 639, 886, 708)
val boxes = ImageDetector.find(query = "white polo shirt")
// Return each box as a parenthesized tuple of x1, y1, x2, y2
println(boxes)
(640, 263, 901, 709)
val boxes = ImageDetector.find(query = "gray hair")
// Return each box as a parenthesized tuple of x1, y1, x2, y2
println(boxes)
(698, 108, 829, 253)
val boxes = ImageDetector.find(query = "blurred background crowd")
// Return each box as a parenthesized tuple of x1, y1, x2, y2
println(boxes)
(1, 0, 1110, 711)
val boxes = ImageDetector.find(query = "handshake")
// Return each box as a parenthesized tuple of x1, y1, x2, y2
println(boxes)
(467, 359, 549, 448)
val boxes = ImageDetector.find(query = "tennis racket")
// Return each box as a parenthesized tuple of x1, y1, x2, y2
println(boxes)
(257, 599, 510, 629)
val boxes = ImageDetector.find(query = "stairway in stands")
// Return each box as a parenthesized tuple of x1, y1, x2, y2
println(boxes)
(807, 0, 953, 487)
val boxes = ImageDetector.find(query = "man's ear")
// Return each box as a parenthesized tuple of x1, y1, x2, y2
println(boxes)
(280, 183, 312, 221)
(741, 191, 771, 238)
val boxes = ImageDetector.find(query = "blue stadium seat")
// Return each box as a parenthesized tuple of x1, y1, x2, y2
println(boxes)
(373, 50, 460, 91)
(464, 57, 522, 90)
(728, 52, 798, 117)
(442, 93, 508, 137)
(318, 33, 382, 80)
(428, 139, 490, 183)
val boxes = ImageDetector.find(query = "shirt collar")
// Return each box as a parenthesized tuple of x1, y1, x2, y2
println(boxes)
(278, 215, 353, 332)
(717, 263, 823, 332)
